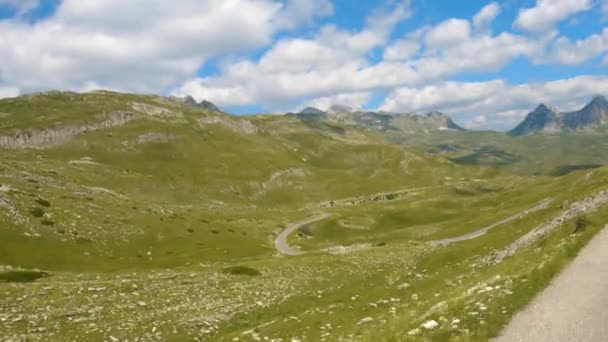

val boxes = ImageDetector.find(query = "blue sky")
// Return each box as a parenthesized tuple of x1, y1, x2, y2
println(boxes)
(0, 0, 606, 130)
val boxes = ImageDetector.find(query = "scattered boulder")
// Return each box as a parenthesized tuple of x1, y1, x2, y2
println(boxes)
(357, 317, 373, 325)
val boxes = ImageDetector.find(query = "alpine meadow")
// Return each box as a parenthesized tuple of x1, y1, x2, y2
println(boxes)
(1, 1, 608, 341)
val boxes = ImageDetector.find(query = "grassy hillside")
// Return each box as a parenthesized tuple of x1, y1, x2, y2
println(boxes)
(1, 91, 608, 341)
(392, 130, 608, 175)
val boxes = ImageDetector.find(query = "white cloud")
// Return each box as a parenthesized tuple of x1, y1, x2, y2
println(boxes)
(0, 86, 19, 99)
(302, 92, 372, 111)
(173, 2, 544, 109)
(473, 2, 501, 31)
(274, 0, 334, 29)
(425, 19, 471, 47)
(414, 31, 540, 81)
(172, 1, 415, 107)
(380, 75, 608, 130)
(536, 28, 608, 64)
(0, 0, 332, 94)
(514, 0, 592, 32)
(382, 40, 419, 61)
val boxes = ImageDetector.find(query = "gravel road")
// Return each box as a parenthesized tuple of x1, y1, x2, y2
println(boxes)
(430, 198, 552, 246)
(495, 225, 608, 342)
(274, 213, 331, 255)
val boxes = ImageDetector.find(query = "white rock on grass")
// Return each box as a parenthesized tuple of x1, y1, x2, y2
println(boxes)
(397, 283, 411, 290)
(421, 320, 439, 330)
(408, 328, 421, 336)
(357, 317, 373, 325)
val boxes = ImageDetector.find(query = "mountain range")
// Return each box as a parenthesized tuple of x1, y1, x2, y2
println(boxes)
(286, 96, 608, 136)
(509, 95, 608, 136)
(288, 105, 465, 133)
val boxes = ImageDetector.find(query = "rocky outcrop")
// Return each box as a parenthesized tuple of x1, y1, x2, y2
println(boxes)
(424, 111, 465, 131)
(510, 96, 608, 136)
(180, 95, 222, 112)
(198, 116, 258, 135)
(485, 189, 608, 264)
(0, 111, 135, 149)
(291, 105, 465, 132)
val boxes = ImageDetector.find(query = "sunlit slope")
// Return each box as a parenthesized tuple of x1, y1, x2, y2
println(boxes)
(391, 130, 608, 175)
(0, 91, 482, 271)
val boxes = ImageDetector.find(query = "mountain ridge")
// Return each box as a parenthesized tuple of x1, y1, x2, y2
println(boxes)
(510, 96, 608, 136)
(290, 106, 466, 133)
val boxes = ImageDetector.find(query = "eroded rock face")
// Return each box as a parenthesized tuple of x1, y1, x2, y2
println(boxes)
(0, 111, 135, 149)
(198, 116, 258, 135)
(510, 96, 608, 136)
(291, 106, 465, 132)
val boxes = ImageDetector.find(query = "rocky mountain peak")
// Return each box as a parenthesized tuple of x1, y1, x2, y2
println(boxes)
(327, 104, 357, 114)
(184, 95, 198, 106)
(585, 95, 608, 112)
(425, 111, 448, 119)
(180, 95, 222, 112)
(510, 96, 608, 136)
(299, 107, 325, 115)
(199, 100, 221, 112)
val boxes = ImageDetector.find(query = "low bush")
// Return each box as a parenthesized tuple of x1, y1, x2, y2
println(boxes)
(29, 207, 45, 218)
(222, 265, 261, 276)
(35, 197, 51, 207)
(0, 271, 49, 283)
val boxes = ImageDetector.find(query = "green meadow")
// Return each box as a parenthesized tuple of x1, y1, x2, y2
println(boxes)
(1, 91, 608, 341)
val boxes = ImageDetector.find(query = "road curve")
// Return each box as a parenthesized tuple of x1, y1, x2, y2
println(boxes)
(495, 225, 608, 342)
(430, 198, 553, 246)
(274, 213, 331, 255)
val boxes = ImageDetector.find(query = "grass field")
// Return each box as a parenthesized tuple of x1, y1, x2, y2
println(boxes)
(1, 91, 608, 341)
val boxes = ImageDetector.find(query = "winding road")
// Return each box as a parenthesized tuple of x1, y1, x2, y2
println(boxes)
(430, 198, 553, 246)
(274, 213, 331, 255)
(276, 198, 553, 255)
(495, 225, 608, 342)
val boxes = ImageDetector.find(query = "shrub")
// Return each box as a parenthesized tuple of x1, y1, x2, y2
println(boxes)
(35, 197, 51, 207)
(222, 265, 261, 276)
(0, 271, 49, 283)
(29, 207, 45, 218)
(41, 217, 55, 226)
(574, 216, 590, 234)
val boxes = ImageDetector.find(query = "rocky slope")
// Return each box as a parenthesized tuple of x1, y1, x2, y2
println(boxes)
(289, 106, 465, 133)
(510, 96, 608, 136)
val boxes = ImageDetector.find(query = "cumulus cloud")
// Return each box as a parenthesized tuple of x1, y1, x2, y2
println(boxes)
(473, 2, 501, 31)
(173, 2, 544, 109)
(0, 0, 331, 94)
(535, 28, 608, 64)
(172, 0, 414, 107)
(514, 0, 593, 32)
(382, 40, 419, 61)
(425, 19, 471, 47)
(381, 76, 608, 130)
(274, 0, 334, 29)
(301, 92, 372, 111)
